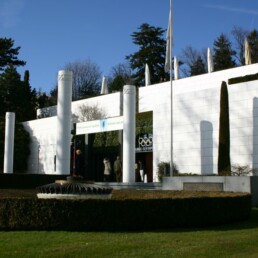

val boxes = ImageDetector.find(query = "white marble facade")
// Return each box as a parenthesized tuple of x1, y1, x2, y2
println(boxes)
(23, 64, 258, 181)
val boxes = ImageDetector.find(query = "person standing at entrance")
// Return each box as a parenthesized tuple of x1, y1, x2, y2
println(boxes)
(138, 160, 144, 182)
(103, 157, 111, 182)
(114, 156, 122, 182)
(74, 149, 84, 177)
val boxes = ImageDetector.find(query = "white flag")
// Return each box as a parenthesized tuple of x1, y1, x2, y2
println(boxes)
(100, 76, 108, 94)
(174, 56, 179, 80)
(245, 38, 252, 65)
(165, 7, 172, 73)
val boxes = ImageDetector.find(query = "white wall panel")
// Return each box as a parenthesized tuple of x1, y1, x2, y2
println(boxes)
(23, 64, 258, 179)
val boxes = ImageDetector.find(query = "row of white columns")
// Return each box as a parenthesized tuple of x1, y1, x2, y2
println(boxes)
(55, 71, 136, 182)
(3, 70, 136, 183)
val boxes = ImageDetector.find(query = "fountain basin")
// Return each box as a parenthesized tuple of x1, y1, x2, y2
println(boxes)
(36, 179, 112, 199)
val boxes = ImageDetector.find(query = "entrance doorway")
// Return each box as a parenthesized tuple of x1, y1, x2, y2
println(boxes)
(84, 132, 121, 182)
(136, 152, 153, 182)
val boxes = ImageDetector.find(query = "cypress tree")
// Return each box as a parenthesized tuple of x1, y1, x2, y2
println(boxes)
(218, 81, 231, 175)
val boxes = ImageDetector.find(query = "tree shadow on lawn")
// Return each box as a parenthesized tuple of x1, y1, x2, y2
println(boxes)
(105, 208, 258, 234)
(145, 208, 258, 234)
(213, 208, 258, 231)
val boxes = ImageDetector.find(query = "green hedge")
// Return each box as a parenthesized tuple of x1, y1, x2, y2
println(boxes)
(0, 194, 251, 231)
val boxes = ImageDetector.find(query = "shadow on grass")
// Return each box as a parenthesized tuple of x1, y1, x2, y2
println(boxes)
(144, 208, 258, 234)
(212, 208, 258, 231)
(78, 208, 258, 234)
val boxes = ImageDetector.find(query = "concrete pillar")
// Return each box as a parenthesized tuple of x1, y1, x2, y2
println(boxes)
(56, 70, 73, 174)
(122, 85, 136, 183)
(3, 112, 15, 173)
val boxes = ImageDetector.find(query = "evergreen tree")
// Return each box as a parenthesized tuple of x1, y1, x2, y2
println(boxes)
(126, 23, 167, 86)
(109, 75, 127, 92)
(0, 37, 26, 71)
(213, 33, 236, 71)
(190, 56, 206, 76)
(49, 87, 58, 105)
(22, 70, 37, 120)
(0, 65, 21, 118)
(0, 37, 37, 121)
(218, 81, 231, 175)
(108, 63, 132, 92)
(247, 29, 258, 64)
(180, 46, 205, 77)
(0, 38, 32, 172)
(0, 120, 30, 172)
(0, 66, 36, 122)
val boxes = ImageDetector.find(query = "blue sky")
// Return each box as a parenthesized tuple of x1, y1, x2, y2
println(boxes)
(1, 0, 258, 93)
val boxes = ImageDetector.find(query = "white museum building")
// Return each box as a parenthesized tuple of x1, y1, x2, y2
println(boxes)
(20, 63, 258, 182)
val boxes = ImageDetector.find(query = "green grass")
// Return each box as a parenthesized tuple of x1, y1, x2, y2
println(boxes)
(0, 208, 257, 258)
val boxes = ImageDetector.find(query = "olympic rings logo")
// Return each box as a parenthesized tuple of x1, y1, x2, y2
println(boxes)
(138, 136, 152, 147)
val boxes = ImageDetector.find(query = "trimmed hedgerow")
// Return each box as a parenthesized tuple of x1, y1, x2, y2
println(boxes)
(0, 193, 251, 231)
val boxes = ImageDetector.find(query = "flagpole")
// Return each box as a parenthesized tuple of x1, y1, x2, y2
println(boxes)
(169, 0, 173, 176)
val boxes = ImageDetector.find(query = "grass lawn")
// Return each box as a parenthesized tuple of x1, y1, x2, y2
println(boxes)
(0, 208, 257, 258)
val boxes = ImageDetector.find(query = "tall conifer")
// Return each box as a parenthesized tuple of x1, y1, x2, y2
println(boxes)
(218, 81, 231, 175)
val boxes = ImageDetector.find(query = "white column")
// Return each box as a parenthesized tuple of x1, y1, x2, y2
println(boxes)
(122, 85, 135, 183)
(207, 47, 214, 73)
(3, 112, 15, 173)
(56, 70, 73, 175)
(174, 56, 179, 80)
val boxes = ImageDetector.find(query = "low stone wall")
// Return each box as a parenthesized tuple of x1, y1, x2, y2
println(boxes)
(162, 176, 258, 206)
(95, 182, 162, 190)
(183, 182, 223, 192)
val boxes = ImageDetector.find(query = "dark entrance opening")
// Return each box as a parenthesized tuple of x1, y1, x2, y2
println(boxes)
(136, 152, 153, 182)
(84, 132, 122, 182)
(74, 110, 153, 182)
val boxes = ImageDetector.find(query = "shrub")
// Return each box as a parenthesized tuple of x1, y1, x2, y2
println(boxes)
(0, 193, 251, 231)
(231, 164, 258, 176)
(157, 161, 179, 180)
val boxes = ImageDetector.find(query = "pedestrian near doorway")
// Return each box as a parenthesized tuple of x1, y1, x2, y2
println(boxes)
(103, 157, 111, 182)
(114, 156, 122, 182)
(74, 149, 84, 177)
(138, 160, 144, 182)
